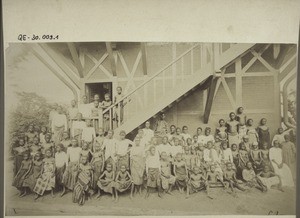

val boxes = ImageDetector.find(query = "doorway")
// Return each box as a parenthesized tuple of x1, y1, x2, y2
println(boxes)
(85, 82, 113, 103)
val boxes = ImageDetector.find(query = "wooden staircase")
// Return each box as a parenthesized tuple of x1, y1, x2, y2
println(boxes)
(103, 43, 255, 135)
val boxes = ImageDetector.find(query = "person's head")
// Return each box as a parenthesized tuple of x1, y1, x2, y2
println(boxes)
(52, 103, 58, 110)
(243, 135, 249, 143)
(204, 127, 211, 136)
(231, 143, 237, 151)
(193, 135, 198, 142)
(106, 163, 113, 172)
(193, 166, 201, 174)
(176, 127, 181, 135)
(263, 165, 270, 173)
(170, 125, 176, 134)
(197, 127, 202, 135)
(229, 112, 236, 120)
(18, 138, 25, 146)
(175, 153, 183, 162)
(219, 119, 225, 127)
(41, 126, 47, 134)
(62, 131, 69, 140)
(57, 106, 63, 114)
(145, 121, 151, 129)
(138, 129, 144, 137)
(151, 137, 158, 146)
(45, 134, 51, 143)
(239, 142, 246, 150)
(93, 94, 100, 102)
(81, 155, 88, 165)
(262, 142, 268, 150)
(246, 161, 252, 170)
(182, 126, 188, 134)
(119, 130, 126, 140)
(247, 119, 253, 126)
(28, 124, 34, 132)
(45, 149, 52, 158)
(284, 134, 291, 142)
(173, 138, 179, 146)
(35, 152, 42, 161)
(226, 162, 233, 170)
(186, 138, 192, 145)
(33, 137, 39, 145)
(221, 141, 228, 150)
(252, 141, 258, 149)
(120, 165, 126, 173)
(56, 143, 64, 153)
(207, 141, 213, 149)
(71, 99, 76, 107)
(277, 127, 284, 134)
(149, 146, 156, 156)
(82, 142, 89, 150)
(160, 151, 168, 161)
(134, 137, 141, 146)
(116, 86, 122, 94)
(85, 119, 92, 127)
(260, 118, 267, 125)
(97, 128, 104, 137)
(23, 152, 30, 160)
(82, 95, 88, 104)
(94, 100, 100, 108)
(94, 142, 101, 152)
(34, 126, 40, 133)
(178, 140, 184, 146)
(104, 93, 110, 101)
(77, 113, 83, 121)
(198, 143, 205, 151)
(160, 113, 166, 120)
(184, 146, 190, 154)
(210, 165, 216, 173)
(237, 107, 244, 114)
(273, 140, 279, 148)
(71, 139, 78, 147)
(162, 136, 168, 144)
(107, 130, 114, 139)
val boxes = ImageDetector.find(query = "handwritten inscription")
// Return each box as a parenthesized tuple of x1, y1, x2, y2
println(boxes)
(268, 210, 280, 215)
(18, 34, 59, 41)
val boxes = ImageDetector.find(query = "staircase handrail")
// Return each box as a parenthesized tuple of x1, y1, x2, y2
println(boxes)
(103, 43, 201, 114)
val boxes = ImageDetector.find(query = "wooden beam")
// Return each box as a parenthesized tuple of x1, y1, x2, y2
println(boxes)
(39, 44, 81, 89)
(275, 45, 291, 69)
(141, 43, 148, 75)
(279, 57, 297, 81)
(67, 43, 84, 78)
(235, 58, 243, 106)
(105, 42, 117, 76)
(27, 44, 79, 102)
(203, 77, 218, 123)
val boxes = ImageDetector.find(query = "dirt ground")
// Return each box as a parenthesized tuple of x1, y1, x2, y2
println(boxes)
(5, 161, 296, 216)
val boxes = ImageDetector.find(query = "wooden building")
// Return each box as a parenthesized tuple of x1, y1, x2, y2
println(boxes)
(26, 42, 297, 138)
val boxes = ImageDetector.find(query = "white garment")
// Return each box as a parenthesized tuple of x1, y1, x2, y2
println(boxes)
(116, 139, 133, 156)
(67, 147, 82, 163)
(157, 143, 172, 157)
(68, 107, 79, 119)
(82, 127, 96, 142)
(71, 121, 86, 137)
(49, 110, 58, 122)
(197, 135, 206, 144)
(103, 138, 117, 161)
(170, 145, 183, 157)
(130, 145, 145, 157)
(272, 134, 285, 145)
(143, 128, 154, 144)
(219, 148, 233, 163)
(181, 133, 192, 142)
(146, 154, 161, 170)
(51, 114, 67, 130)
(269, 147, 294, 187)
(204, 148, 219, 163)
(55, 152, 68, 167)
(78, 103, 92, 118)
(39, 133, 46, 144)
(201, 135, 215, 145)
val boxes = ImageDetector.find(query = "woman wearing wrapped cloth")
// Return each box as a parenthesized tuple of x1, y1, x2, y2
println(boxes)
(269, 140, 294, 187)
(154, 113, 169, 144)
(115, 130, 133, 172)
(51, 106, 68, 146)
(130, 137, 146, 198)
(72, 156, 93, 206)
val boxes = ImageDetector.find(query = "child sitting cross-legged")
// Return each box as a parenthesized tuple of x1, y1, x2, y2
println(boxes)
(114, 165, 133, 202)
(97, 163, 116, 201)
(257, 165, 284, 192)
(223, 162, 246, 194)
(186, 166, 210, 199)
(206, 164, 227, 191)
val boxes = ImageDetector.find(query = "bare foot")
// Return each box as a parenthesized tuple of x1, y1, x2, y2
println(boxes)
(19, 192, 26, 198)
(144, 192, 149, 199)
(207, 195, 213, 199)
(166, 191, 173, 195)
(34, 194, 40, 200)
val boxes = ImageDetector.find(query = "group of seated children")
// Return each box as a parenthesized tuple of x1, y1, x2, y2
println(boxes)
(12, 107, 296, 205)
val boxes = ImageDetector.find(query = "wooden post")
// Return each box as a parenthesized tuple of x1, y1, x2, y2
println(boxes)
(203, 77, 218, 123)
(67, 42, 84, 78)
(105, 42, 117, 77)
(235, 58, 242, 106)
(141, 43, 148, 75)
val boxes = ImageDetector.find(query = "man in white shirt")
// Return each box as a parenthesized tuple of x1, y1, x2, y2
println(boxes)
(78, 95, 92, 118)
(157, 136, 172, 157)
(201, 127, 215, 146)
(143, 121, 154, 145)
(51, 106, 68, 145)
(103, 130, 117, 171)
(203, 141, 219, 163)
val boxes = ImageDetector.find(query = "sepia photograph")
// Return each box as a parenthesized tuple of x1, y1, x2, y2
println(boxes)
(4, 41, 297, 216)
